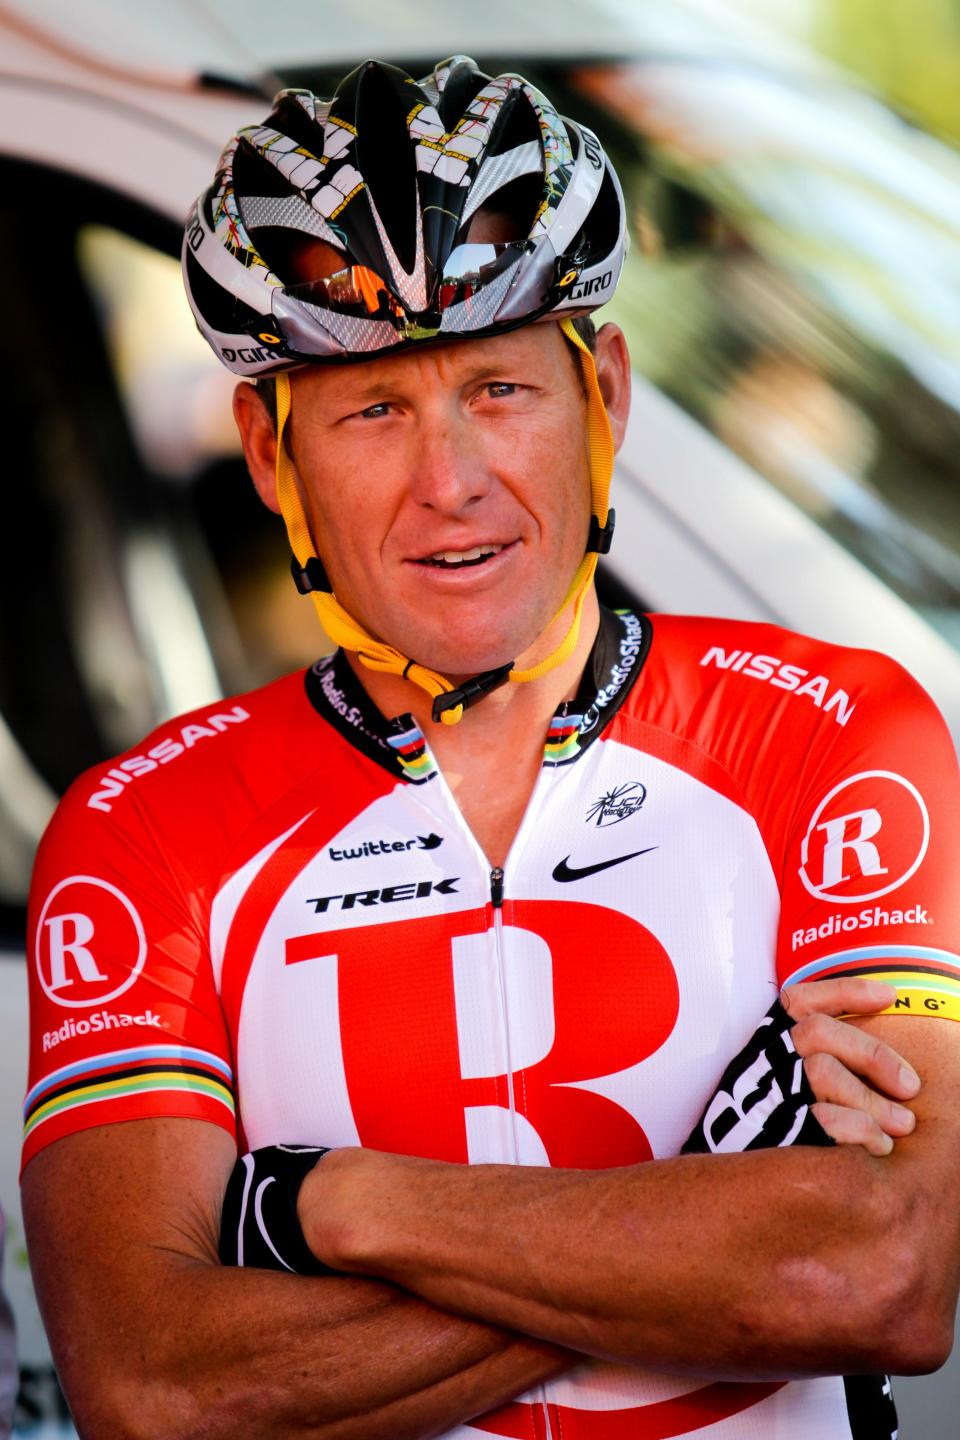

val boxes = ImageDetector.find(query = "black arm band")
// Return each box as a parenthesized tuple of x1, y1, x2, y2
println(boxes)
(682, 998, 833, 1155)
(219, 1143, 340, 1275)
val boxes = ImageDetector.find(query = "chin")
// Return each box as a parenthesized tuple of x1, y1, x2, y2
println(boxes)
(389, 614, 537, 678)
(421, 647, 516, 679)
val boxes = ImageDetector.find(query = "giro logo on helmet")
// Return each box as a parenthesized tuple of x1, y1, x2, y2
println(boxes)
(582, 130, 603, 169)
(220, 345, 283, 365)
(571, 270, 614, 301)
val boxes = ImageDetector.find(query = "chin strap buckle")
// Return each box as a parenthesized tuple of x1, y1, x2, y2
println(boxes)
(291, 554, 331, 595)
(431, 662, 514, 723)
(587, 509, 616, 555)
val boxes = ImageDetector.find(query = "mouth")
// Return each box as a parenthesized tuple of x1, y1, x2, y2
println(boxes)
(413, 542, 512, 570)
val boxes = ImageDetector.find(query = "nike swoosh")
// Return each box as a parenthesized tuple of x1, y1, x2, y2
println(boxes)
(552, 848, 658, 883)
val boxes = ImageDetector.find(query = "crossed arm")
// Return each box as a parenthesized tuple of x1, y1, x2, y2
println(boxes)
(24, 1116, 569, 1440)
(300, 1014, 960, 1380)
(22, 986, 959, 1440)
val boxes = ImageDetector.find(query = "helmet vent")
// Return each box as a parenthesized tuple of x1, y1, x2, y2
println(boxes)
(567, 165, 622, 267)
(437, 58, 490, 128)
(353, 63, 419, 277)
(184, 247, 252, 333)
(487, 89, 541, 159)
(268, 91, 327, 159)
(234, 139, 293, 199)
(459, 143, 543, 232)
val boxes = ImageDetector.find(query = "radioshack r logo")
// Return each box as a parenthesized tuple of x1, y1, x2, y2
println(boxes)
(799, 770, 929, 904)
(35, 876, 146, 1008)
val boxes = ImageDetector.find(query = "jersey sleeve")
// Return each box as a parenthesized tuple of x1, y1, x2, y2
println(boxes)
(776, 654, 960, 1023)
(22, 778, 236, 1173)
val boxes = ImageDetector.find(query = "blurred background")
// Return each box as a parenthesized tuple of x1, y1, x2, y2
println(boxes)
(1, 0, 959, 1432)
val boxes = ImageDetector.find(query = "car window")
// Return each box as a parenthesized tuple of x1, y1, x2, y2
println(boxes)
(568, 59, 960, 652)
(0, 191, 325, 936)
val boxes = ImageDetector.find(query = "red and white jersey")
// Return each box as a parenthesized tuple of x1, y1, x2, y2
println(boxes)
(24, 609, 960, 1439)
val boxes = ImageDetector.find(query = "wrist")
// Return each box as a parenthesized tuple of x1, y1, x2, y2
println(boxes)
(297, 1145, 372, 1269)
(218, 1143, 336, 1275)
(300, 1148, 437, 1276)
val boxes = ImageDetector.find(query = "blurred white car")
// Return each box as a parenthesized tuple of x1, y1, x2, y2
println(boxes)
(1, 2, 958, 1433)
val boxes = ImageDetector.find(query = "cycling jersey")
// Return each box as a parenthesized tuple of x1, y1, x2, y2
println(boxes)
(24, 608, 960, 1439)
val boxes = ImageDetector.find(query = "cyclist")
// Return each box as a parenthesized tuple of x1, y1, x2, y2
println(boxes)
(22, 57, 960, 1439)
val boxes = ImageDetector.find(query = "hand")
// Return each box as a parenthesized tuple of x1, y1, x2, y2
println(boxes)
(782, 977, 919, 1156)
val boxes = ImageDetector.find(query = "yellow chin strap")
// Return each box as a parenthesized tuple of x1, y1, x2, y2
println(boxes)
(273, 316, 614, 725)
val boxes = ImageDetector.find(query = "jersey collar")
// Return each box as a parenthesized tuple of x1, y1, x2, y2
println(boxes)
(545, 608, 650, 766)
(304, 607, 650, 784)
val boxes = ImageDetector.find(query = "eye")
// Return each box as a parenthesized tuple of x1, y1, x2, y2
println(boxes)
(485, 382, 518, 399)
(359, 401, 392, 419)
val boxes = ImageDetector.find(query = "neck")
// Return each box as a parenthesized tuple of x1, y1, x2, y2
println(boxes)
(343, 588, 601, 753)
(342, 590, 601, 867)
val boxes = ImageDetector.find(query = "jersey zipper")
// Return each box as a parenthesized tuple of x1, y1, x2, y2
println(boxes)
(490, 866, 520, 1166)
(490, 865, 555, 1440)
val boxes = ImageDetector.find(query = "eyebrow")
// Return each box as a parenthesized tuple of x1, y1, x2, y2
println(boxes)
(327, 355, 536, 407)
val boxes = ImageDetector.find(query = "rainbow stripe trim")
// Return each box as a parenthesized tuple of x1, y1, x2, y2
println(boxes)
(544, 713, 583, 765)
(24, 1044, 235, 1142)
(783, 944, 960, 986)
(387, 724, 437, 783)
(783, 945, 960, 1023)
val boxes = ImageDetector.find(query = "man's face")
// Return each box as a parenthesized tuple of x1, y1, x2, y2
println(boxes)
(283, 322, 595, 678)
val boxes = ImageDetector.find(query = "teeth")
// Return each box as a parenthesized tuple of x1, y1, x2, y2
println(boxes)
(429, 544, 503, 563)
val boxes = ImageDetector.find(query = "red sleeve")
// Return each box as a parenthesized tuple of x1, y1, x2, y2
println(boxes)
(774, 655, 960, 1023)
(22, 776, 236, 1173)
(636, 615, 960, 1025)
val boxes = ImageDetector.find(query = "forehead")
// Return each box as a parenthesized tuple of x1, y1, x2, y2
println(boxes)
(289, 322, 578, 406)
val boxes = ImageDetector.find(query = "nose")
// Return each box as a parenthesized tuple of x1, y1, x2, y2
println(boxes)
(407, 409, 491, 516)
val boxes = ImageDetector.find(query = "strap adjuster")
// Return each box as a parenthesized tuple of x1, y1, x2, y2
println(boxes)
(587, 509, 616, 555)
(431, 662, 514, 723)
(291, 555, 331, 595)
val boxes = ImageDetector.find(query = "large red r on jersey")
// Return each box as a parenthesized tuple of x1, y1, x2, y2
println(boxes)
(287, 900, 679, 1168)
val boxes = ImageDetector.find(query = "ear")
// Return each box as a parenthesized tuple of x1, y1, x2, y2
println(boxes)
(232, 382, 281, 514)
(593, 323, 632, 453)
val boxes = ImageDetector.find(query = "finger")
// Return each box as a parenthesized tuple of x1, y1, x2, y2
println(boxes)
(803, 1052, 917, 1136)
(811, 1102, 895, 1158)
(791, 1012, 920, 1099)
(782, 977, 897, 1021)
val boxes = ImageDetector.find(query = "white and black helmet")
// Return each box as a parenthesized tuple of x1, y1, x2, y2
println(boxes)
(183, 55, 628, 374)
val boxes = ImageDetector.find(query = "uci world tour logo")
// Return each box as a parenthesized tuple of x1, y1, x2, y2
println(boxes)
(586, 782, 647, 828)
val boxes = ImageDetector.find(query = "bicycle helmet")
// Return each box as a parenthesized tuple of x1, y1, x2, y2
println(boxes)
(183, 56, 628, 722)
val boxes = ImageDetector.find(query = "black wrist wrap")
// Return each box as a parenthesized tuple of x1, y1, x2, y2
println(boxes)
(682, 998, 833, 1155)
(219, 1143, 340, 1275)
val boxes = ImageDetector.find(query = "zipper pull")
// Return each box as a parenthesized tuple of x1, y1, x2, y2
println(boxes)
(490, 867, 505, 909)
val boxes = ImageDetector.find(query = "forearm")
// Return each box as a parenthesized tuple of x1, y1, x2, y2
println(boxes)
(303, 1143, 933, 1380)
(133, 1263, 566, 1439)
(21, 1124, 568, 1440)
(58, 1257, 567, 1440)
